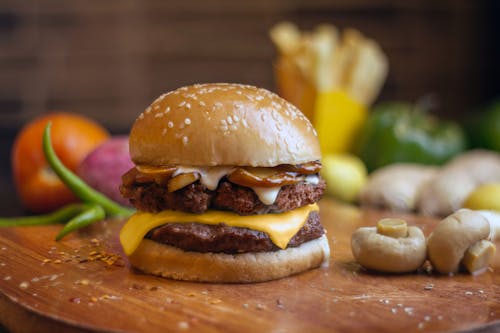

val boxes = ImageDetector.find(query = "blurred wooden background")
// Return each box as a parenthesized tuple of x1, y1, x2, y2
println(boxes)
(0, 0, 499, 135)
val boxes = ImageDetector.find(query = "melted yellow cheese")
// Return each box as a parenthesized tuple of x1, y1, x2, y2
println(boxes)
(120, 204, 319, 255)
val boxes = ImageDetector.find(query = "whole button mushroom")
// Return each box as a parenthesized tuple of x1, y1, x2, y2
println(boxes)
(351, 218, 427, 273)
(427, 209, 496, 275)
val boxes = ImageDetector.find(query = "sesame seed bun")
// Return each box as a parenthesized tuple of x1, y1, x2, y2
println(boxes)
(129, 83, 320, 167)
(128, 235, 330, 283)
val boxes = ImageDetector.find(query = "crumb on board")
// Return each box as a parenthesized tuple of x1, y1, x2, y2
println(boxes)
(43, 239, 123, 267)
(75, 279, 90, 286)
(178, 321, 189, 330)
(131, 283, 145, 290)
(256, 303, 266, 310)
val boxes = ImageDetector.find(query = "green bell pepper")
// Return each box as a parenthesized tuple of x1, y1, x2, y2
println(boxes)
(354, 102, 466, 171)
(466, 99, 500, 152)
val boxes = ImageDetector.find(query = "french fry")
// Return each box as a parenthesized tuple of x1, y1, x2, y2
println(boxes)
(344, 38, 388, 105)
(274, 56, 316, 119)
(269, 22, 302, 55)
(311, 24, 338, 91)
(333, 28, 364, 91)
(270, 22, 388, 108)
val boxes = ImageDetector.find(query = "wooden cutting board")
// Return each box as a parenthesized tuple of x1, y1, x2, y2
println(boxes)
(0, 198, 499, 333)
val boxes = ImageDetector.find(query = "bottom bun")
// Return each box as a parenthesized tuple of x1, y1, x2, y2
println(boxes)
(128, 235, 330, 283)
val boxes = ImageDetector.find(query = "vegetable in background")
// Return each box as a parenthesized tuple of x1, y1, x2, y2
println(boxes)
(0, 123, 134, 240)
(11, 112, 110, 213)
(321, 153, 367, 202)
(466, 99, 500, 152)
(0, 204, 87, 227)
(77, 136, 134, 207)
(354, 102, 466, 171)
(463, 183, 500, 212)
(43, 123, 133, 218)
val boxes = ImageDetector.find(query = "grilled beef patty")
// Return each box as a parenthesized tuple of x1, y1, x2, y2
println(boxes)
(120, 178, 325, 215)
(147, 211, 324, 254)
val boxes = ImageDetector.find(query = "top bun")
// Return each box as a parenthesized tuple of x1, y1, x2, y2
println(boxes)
(130, 83, 321, 167)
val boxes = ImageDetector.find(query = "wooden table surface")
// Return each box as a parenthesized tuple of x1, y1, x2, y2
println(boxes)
(0, 198, 498, 333)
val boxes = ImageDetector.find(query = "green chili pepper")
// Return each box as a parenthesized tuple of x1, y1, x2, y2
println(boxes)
(42, 123, 134, 217)
(0, 204, 86, 227)
(55, 204, 105, 241)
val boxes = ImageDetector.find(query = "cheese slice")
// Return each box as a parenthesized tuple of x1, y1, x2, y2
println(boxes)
(120, 204, 319, 256)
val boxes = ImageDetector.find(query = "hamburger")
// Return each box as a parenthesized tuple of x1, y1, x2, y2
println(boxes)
(119, 83, 330, 283)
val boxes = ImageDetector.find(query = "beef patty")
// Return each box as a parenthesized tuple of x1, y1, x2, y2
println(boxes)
(120, 178, 325, 215)
(147, 211, 324, 254)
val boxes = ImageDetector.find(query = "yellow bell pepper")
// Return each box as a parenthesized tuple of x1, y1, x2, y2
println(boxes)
(314, 91, 366, 154)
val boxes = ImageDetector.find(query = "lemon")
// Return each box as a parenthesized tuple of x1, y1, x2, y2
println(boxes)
(321, 153, 367, 202)
(463, 183, 500, 211)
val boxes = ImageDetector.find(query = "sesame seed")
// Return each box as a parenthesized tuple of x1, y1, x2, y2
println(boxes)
(168, 121, 174, 128)
(199, 101, 206, 106)
(184, 118, 191, 125)
(179, 101, 186, 107)
(233, 115, 239, 122)
(165, 106, 170, 113)
(138, 113, 144, 120)
(162, 128, 167, 136)
(227, 116, 233, 125)
(255, 96, 264, 101)
(154, 113, 163, 118)
(221, 119, 227, 126)
(182, 136, 189, 145)
(145, 106, 152, 114)
(185, 103, 191, 109)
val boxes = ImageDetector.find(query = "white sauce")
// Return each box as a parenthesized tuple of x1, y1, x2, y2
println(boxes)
(173, 166, 235, 191)
(305, 175, 320, 185)
(251, 187, 281, 205)
(171, 166, 318, 205)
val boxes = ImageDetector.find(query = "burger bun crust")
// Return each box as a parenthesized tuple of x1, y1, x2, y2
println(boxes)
(129, 83, 320, 167)
(129, 235, 330, 283)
